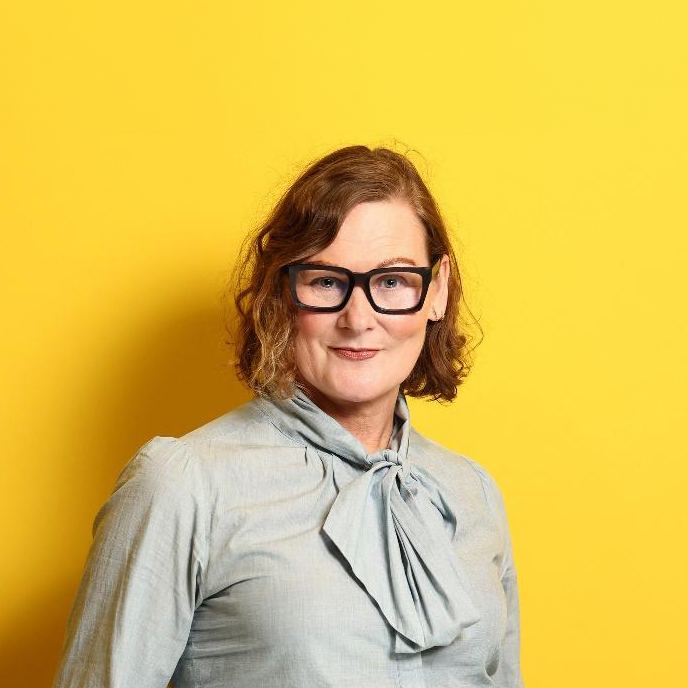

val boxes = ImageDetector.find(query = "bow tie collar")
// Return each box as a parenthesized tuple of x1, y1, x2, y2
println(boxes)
(255, 386, 481, 653)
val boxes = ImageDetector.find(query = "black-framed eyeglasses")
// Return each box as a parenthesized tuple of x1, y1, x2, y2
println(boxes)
(280, 257, 441, 314)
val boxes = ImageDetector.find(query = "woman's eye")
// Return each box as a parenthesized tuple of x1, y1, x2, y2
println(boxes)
(312, 277, 339, 288)
(378, 275, 406, 288)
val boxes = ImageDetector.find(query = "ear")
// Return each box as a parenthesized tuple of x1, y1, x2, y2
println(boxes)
(428, 254, 450, 319)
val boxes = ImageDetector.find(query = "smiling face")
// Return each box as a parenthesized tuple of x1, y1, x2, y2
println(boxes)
(288, 198, 450, 407)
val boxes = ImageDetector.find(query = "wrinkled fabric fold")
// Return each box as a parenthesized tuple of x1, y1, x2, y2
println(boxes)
(256, 385, 481, 653)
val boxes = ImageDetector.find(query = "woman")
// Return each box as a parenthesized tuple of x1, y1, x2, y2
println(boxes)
(52, 145, 524, 688)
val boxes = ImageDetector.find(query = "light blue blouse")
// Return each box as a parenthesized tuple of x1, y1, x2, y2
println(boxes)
(51, 386, 524, 687)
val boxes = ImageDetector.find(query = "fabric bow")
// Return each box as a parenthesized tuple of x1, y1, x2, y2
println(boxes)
(257, 386, 481, 653)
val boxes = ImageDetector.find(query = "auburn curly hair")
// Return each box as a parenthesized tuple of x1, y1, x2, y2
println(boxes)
(222, 144, 483, 402)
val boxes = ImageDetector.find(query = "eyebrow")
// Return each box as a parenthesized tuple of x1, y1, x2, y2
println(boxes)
(309, 256, 418, 268)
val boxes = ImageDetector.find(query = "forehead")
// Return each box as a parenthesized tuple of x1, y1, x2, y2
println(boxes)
(307, 199, 429, 269)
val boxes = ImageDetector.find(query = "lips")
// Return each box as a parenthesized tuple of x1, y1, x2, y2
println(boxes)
(333, 348, 378, 352)
(331, 347, 380, 360)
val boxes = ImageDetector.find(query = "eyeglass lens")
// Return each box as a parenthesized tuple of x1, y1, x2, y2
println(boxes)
(294, 268, 423, 310)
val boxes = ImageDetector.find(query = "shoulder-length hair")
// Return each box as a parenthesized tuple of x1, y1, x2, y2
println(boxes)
(223, 144, 483, 402)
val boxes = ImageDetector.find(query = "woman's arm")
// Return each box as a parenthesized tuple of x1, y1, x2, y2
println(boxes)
(51, 437, 206, 688)
(469, 460, 526, 688)
(492, 513, 525, 688)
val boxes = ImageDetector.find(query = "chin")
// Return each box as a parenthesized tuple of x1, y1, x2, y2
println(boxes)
(323, 376, 396, 404)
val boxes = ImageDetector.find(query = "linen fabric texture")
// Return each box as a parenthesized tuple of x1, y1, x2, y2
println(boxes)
(51, 387, 525, 688)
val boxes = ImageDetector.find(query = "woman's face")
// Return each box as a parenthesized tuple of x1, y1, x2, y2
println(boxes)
(290, 198, 450, 406)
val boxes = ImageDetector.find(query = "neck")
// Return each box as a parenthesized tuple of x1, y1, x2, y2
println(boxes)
(296, 379, 399, 455)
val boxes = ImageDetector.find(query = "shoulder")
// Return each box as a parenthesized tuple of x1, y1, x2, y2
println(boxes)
(133, 396, 283, 467)
(408, 426, 509, 528)
(177, 396, 271, 446)
(119, 397, 289, 491)
(93, 436, 209, 554)
(110, 435, 207, 506)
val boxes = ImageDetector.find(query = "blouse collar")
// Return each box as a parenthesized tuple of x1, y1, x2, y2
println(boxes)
(255, 384, 410, 478)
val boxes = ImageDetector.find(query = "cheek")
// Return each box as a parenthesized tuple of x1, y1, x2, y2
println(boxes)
(387, 315, 427, 345)
(294, 313, 330, 346)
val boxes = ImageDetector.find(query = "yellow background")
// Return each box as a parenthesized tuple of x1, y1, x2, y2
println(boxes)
(1, 2, 686, 686)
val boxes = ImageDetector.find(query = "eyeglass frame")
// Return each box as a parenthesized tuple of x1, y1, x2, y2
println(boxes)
(280, 256, 442, 314)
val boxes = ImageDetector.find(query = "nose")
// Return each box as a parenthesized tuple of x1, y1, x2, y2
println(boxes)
(337, 283, 377, 331)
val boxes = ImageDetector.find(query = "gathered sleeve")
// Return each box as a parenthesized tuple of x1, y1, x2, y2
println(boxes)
(472, 462, 526, 688)
(51, 437, 207, 688)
